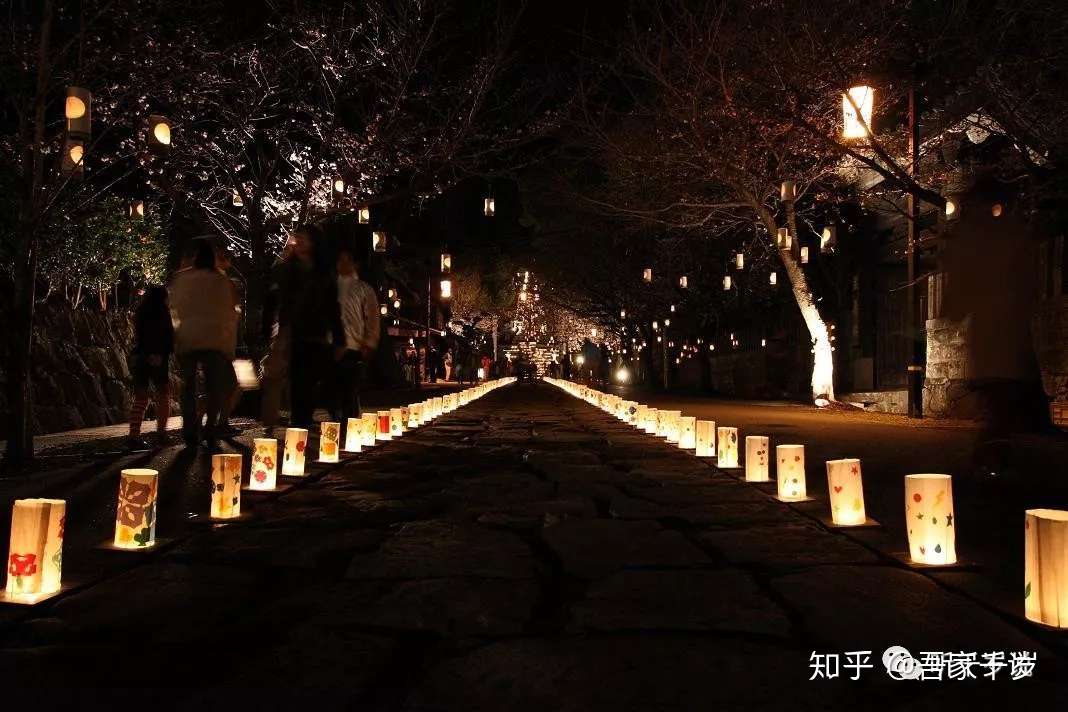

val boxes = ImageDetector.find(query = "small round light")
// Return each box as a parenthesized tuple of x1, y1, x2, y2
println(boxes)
(153, 121, 171, 145)
(992, 203, 1003, 217)
(65, 96, 86, 119)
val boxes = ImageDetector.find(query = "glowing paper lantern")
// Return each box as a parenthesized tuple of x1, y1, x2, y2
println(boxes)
(408, 404, 422, 428)
(389, 409, 403, 438)
(210, 454, 242, 519)
(1025, 509, 1068, 628)
(441, 253, 452, 273)
(944, 197, 960, 220)
(826, 458, 866, 526)
(723, 275, 732, 291)
(282, 428, 309, 476)
(441, 279, 452, 299)
(65, 86, 91, 138)
(232, 190, 244, 207)
(781, 180, 797, 202)
(905, 474, 956, 565)
(678, 416, 696, 449)
(319, 422, 340, 463)
(250, 438, 278, 490)
(377, 411, 392, 441)
(332, 177, 345, 202)
(360, 413, 378, 447)
(643, 268, 653, 282)
(484, 197, 495, 216)
(716, 427, 739, 468)
(695, 420, 715, 457)
(842, 86, 875, 139)
(745, 436, 770, 482)
(372, 231, 387, 252)
(777, 228, 792, 250)
(233, 358, 259, 390)
(658, 410, 681, 440)
(643, 407, 659, 434)
(821, 226, 837, 253)
(679, 275, 688, 288)
(775, 445, 806, 500)
(113, 469, 158, 548)
(432, 397, 443, 418)
(61, 138, 84, 178)
(357, 205, 370, 223)
(5, 499, 65, 603)
(146, 114, 171, 150)
(801, 246, 810, 264)
(769, 272, 777, 286)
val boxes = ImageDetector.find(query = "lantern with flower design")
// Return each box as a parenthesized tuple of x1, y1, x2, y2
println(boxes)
(113, 469, 159, 548)
(826, 459, 866, 526)
(5, 499, 65, 603)
(745, 436, 770, 482)
(250, 438, 278, 490)
(282, 428, 309, 476)
(1025, 508, 1068, 628)
(210, 454, 242, 520)
(905, 474, 956, 565)
(319, 422, 340, 463)
(776, 445, 806, 500)
(716, 427, 739, 468)
(695, 420, 715, 457)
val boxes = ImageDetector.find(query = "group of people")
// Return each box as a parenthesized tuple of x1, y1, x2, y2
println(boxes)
(125, 224, 380, 450)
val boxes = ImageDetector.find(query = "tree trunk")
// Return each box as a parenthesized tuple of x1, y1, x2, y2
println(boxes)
(245, 222, 268, 359)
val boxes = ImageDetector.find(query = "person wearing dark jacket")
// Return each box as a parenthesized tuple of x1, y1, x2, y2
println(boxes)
(127, 285, 174, 449)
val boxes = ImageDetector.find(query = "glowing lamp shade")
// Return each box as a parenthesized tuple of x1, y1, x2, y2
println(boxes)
(319, 421, 340, 463)
(821, 226, 837, 253)
(250, 438, 278, 490)
(678, 416, 696, 449)
(745, 436, 770, 482)
(944, 197, 960, 220)
(372, 231, 387, 252)
(643, 407, 659, 434)
(5, 499, 65, 602)
(1025, 509, 1068, 628)
(484, 197, 495, 216)
(408, 404, 422, 428)
(716, 427, 739, 468)
(332, 177, 345, 198)
(801, 246, 810, 264)
(282, 428, 309, 476)
(440, 279, 452, 299)
(826, 458, 866, 526)
(781, 180, 797, 202)
(343, 417, 363, 452)
(777, 228, 792, 250)
(736, 253, 744, 270)
(233, 358, 259, 390)
(377, 411, 392, 441)
(357, 205, 370, 223)
(776, 445, 806, 500)
(113, 469, 159, 548)
(65, 86, 91, 137)
(61, 139, 85, 178)
(842, 86, 875, 139)
(147, 115, 171, 148)
(361, 413, 378, 446)
(679, 275, 688, 288)
(658, 410, 681, 440)
(441, 253, 452, 273)
(904, 474, 956, 565)
(210, 454, 242, 519)
(695, 420, 716, 457)
(389, 408, 404, 437)
(769, 272, 777, 286)
(643, 268, 653, 283)
(723, 275, 732, 291)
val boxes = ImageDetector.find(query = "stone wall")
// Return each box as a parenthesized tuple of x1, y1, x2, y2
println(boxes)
(923, 316, 970, 418)
(0, 304, 136, 437)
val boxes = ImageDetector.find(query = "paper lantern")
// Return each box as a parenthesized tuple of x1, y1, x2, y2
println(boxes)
(826, 458, 866, 526)
(775, 445, 806, 500)
(357, 205, 370, 223)
(250, 438, 278, 490)
(361, 413, 378, 446)
(432, 397, 443, 418)
(440, 279, 452, 299)
(319, 421, 340, 463)
(745, 436, 770, 482)
(723, 275, 732, 291)
(441, 253, 452, 273)
(61, 138, 85, 178)
(679, 275, 688, 288)
(372, 231, 387, 252)
(146, 114, 171, 150)
(801, 246, 810, 264)
(678, 416, 696, 449)
(944, 197, 960, 220)
(717, 427, 739, 467)
(5, 499, 65, 602)
(419, 401, 432, 425)
(282, 428, 309, 476)
(377, 410, 392, 440)
(332, 177, 345, 202)
(484, 197, 495, 216)
(65, 86, 92, 138)
(769, 272, 777, 286)
(904, 474, 956, 565)
(658, 410, 681, 440)
(210, 454, 242, 519)
(777, 227, 792, 250)
(842, 86, 875, 139)
(695, 420, 715, 457)
(821, 226, 837, 253)
(233, 358, 259, 390)
(1025, 509, 1068, 628)
(408, 404, 422, 428)
(643, 407, 659, 434)
(781, 180, 797, 202)
(643, 267, 653, 282)
(113, 469, 158, 549)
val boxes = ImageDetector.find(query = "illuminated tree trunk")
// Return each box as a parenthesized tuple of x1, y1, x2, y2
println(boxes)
(757, 205, 836, 404)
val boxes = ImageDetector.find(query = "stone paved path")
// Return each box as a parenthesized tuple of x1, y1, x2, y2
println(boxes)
(2, 382, 1065, 708)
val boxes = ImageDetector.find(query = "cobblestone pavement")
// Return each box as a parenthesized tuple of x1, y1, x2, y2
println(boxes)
(2, 382, 1065, 709)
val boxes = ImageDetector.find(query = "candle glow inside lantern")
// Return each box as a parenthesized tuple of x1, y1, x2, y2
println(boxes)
(361, 413, 378, 446)
(745, 436, 770, 482)
(826, 458, 866, 526)
(210, 454, 242, 519)
(643, 267, 653, 282)
(5, 499, 65, 602)
(777, 227, 792, 250)
(678, 416, 696, 449)
(717, 427, 739, 468)
(408, 404, 422, 428)
(282, 428, 309, 476)
(643, 407, 659, 434)
(821, 225, 837, 253)
(113, 469, 158, 549)
(679, 275, 688, 288)
(146, 114, 171, 149)
(319, 422, 341, 463)
(484, 197, 495, 216)
(372, 231, 387, 252)
(441, 253, 452, 273)
(377, 411, 392, 440)
(251, 438, 279, 490)
(440, 279, 452, 299)
(776, 444, 806, 500)
(723, 275, 732, 291)
(801, 246, 810, 264)
(65, 86, 92, 137)
(344, 418, 363, 452)
(736, 253, 744, 270)
(695, 420, 715, 457)
(62, 139, 85, 178)
(357, 205, 370, 223)
(1025, 508, 1068, 628)
(781, 180, 797, 202)
(657, 410, 680, 439)
(842, 85, 875, 139)
(905, 474, 956, 565)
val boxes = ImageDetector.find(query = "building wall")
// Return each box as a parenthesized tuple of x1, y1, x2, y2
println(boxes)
(923, 316, 970, 418)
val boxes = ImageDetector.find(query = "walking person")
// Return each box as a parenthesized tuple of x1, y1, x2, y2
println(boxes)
(444, 348, 454, 382)
(260, 237, 298, 431)
(214, 244, 242, 437)
(126, 285, 174, 450)
(332, 244, 380, 423)
(168, 239, 237, 449)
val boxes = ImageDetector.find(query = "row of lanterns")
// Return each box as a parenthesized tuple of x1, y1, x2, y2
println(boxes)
(3, 379, 514, 605)
(544, 377, 1068, 630)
